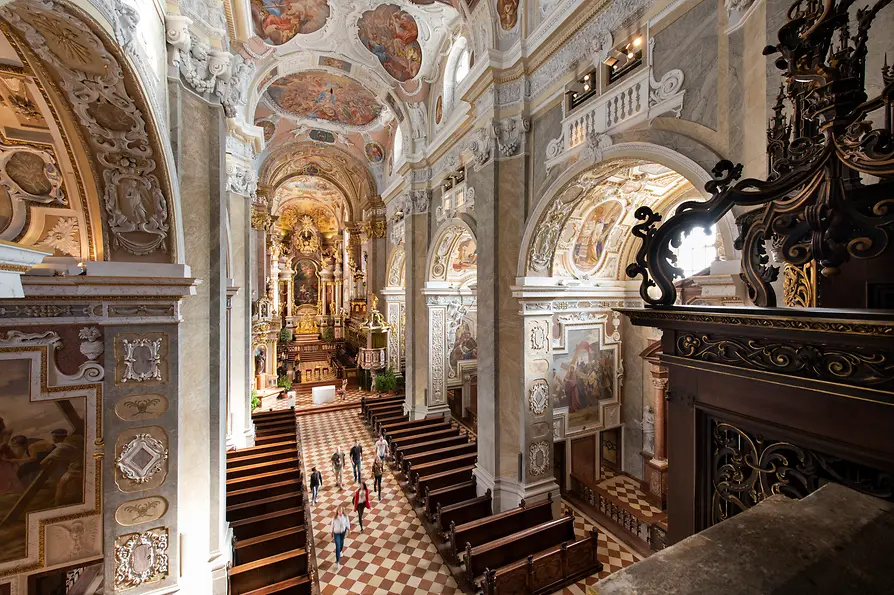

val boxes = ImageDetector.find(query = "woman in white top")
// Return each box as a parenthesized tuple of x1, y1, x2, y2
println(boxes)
(331, 504, 351, 570)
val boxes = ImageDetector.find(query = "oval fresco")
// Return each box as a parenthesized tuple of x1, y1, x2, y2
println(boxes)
(251, 0, 331, 46)
(357, 5, 422, 82)
(435, 95, 443, 124)
(309, 129, 336, 143)
(365, 141, 385, 163)
(266, 72, 382, 127)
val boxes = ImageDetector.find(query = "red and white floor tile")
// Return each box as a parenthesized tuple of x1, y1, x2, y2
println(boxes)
(298, 409, 462, 595)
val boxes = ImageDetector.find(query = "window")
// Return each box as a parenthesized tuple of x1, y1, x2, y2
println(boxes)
(673, 225, 717, 278)
(393, 127, 403, 163)
(454, 50, 470, 84)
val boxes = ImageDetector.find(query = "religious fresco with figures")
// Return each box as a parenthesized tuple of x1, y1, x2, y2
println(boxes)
(0, 358, 86, 563)
(364, 141, 385, 163)
(357, 4, 423, 82)
(293, 259, 320, 306)
(266, 71, 382, 127)
(446, 236, 477, 281)
(572, 201, 624, 272)
(497, 0, 520, 30)
(551, 323, 617, 429)
(447, 315, 477, 379)
(250, 0, 331, 45)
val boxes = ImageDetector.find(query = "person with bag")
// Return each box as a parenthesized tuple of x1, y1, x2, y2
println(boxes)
(371, 456, 384, 500)
(352, 481, 372, 531)
(309, 466, 323, 504)
(330, 505, 351, 570)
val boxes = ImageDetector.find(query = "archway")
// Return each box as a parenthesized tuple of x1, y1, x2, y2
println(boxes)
(424, 220, 478, 422)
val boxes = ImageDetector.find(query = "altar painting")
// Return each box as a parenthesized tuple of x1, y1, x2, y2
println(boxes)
(294, 259, 320, 306)
(448, 316, 477, 378)
(550, 329, 614, 427)
(0, 358, 86, 563)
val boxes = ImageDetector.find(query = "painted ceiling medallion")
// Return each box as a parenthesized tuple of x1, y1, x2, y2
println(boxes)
(266, 71, 382, 127)
(365, 141, 385, 163)
(250, 0, 331, 46)
(357, 5, 423, 82)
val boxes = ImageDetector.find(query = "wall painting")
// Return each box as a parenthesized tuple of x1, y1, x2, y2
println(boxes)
(550, 330, 614, 427)
(497, 0, 520, 30)
(0, 358, 86, 563)
(267, 72, 382, 127)
(448, 317, 477, 379)
(318, 56, 351, 72)
(435, 95, 443, 124)
(251, 0, 330, 46)
(572, 201, 623, 271)
(309, 129, 336, 143)
(446, 236, 477, 280)
(357, 5, 423, 82)
(293, 259, 320, 306)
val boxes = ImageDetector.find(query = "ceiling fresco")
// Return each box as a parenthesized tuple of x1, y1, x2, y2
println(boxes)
(251, 0, 331, 45)
(357, 4, 423, 82)
(265, 71, 382, 127)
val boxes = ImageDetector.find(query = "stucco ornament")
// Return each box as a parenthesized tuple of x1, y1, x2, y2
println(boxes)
(588, 30, 614, 70)
(122, 337, 163, 382)
(648, 38, 685, 113)
(529, 379, 549, 415)
(467, 126, 492, 168)
(226, 163, 258, 198)
(114, 527, 169, 589)
(411, 189, 431, 214)
(116, 433, 168, 484)
(36, 217, 79, 257)
(584, 133, 613, 163)
(528, 195, 576, 272)
(529, 440, 550, 476)
(529, 321, 548, 351)
(493, 116, 530, 157)
(0, 142, 66, 205)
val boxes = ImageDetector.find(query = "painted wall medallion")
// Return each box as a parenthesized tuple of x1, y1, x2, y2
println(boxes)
(309, 129, 336, 143)
(435, 95, 443, 124)
(114, 527, 169, 589)
(115, 394, 169, 421)
(250, 0, 330, 45)
(497, 0, 520, 30)
(266, 72, 382, 127)
(318, 56, 351, 72)
(115, 496, 168, 527)
(0, 358, 87, 563)
(357, 5, 423, 82)
(364, 141, 385, 163)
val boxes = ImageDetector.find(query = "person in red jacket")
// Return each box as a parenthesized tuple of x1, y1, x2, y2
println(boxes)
(352, 481, 372, 531)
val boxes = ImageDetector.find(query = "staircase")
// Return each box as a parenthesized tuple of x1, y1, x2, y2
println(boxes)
(226, 408, 313, 595)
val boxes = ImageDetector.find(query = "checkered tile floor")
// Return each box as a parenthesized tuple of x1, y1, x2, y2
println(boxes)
(298, 409, 461, 595)
(597, 474, 663, 519)
(558, 501, 641, 594)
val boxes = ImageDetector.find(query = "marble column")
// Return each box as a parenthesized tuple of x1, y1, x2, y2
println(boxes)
(168, 80, 229, 593)
(404, 191, 430, 419)
(643, 363, 669, 508)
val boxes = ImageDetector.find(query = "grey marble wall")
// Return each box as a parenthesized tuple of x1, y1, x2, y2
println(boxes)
(404, 210, 430, 416)
(531, 102, 564, 199)
(653, 0, 719, 131)
(168, 81, 229, 591)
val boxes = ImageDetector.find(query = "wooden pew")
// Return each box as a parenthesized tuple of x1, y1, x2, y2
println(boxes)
(228, 478, 303, 506)
(410, 452, 478, 490)
(387, 422, 453, 447)
(464, 513, 576, 582)
(402, 442, 476, 475)
(482, 528, 603, 595)
(374, 413, 408, 435)
(450, 496, 553, 562)
(226, 491, 304, 523)
(239, 573, 313, 595)
(391, 427, 462, 454)
(382, 416, 443, 438)
(229, 549, 309, 594)
(367, 402, 404, 419)
(423, 478, 478, 519)
(362, 395, 404, 418)
(416, 465, 475, 502)
(437, 491, 492, 534)
(231, 507, 305, 541)
(227, 456, 300, 480)
(396, 434, 470, 467)
(227, 468, 302, 493)
(227, 440, 297, 462)
(234, 526, 307, 564)
(227, 446, 298, 469)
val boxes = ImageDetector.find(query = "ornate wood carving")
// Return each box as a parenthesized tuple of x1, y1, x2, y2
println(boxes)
(627, 0, 894, 306)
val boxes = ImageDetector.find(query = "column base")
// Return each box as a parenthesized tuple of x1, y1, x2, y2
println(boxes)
(642, 453, 668, 510)
(473, 467, 559, 513)
(410, 401, 450, 421)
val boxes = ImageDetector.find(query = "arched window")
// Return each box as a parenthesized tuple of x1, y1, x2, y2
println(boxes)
(443, 36, 470, 116)
(674, 225, 717, 278)
(393, 126, 403, 163)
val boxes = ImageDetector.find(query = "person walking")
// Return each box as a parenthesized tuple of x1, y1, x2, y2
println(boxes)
(308, 466, 323, 504)
(372, 456, 384, 500)
(353, 481, 372, 532)
(349, 441, 363, 483)
(331, 447, 345, 488)
(331, 505, 351, 570)
(375, 432, 389, 463)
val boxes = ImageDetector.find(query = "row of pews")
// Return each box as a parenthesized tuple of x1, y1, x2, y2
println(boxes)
(225, 408, 312, 595)
(361, 394, 604, 594)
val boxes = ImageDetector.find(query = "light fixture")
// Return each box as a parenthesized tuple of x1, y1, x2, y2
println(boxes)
(627, 52, 634, 59)
(584, 74, 590, 81)
(584, 84, 590, 91)
(603, 56, 618, 68)
(633, 37, 642, 47)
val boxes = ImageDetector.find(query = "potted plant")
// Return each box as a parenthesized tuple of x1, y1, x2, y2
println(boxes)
(277, 375, 293, 391)
(250, 389, 261, 411)
(374, 367, 397, 394)
(279, 327, 293, 342)
(322, 327, 334, 341)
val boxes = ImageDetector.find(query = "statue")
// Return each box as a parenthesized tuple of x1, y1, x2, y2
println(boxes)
(370, 294, 379, 312)
(254, 349, 266, 374)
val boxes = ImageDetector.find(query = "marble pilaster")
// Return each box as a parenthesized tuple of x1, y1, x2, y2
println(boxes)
(404, 206, 430, 419)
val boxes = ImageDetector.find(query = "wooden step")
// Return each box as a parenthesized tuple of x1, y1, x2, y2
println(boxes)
(227, 492, 303, 523)
(231, 507, 305, 541)
(227, 468, 301, 492)
(228, 440, 297, 459)
(239, 573, 312, 595)
(255, 432, 296, 446)
(254, 419, 296, 432)
(227, 457, 300, 480)
(229, 548, 307, 594)
(234, 528, 307, 565)
(227, 448, 298, 469)
(227, 479, 303, 506)
(252, 408, 295, 420)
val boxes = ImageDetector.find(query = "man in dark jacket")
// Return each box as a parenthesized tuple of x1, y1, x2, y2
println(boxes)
(349, 441, 363, 483)
(309, 467, 323, 504)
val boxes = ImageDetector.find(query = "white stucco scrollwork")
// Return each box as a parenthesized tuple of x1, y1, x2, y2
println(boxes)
(529, 379, 549, 416)
(529, 440, 550, 476)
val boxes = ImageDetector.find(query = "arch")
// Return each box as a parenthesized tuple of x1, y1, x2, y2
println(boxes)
(518, 142, 718, 279)
(427, 217, 478, 286)
(386, 244, 406, 288)
(443, 35, 470, 115)
(0, 0, 182, 262)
